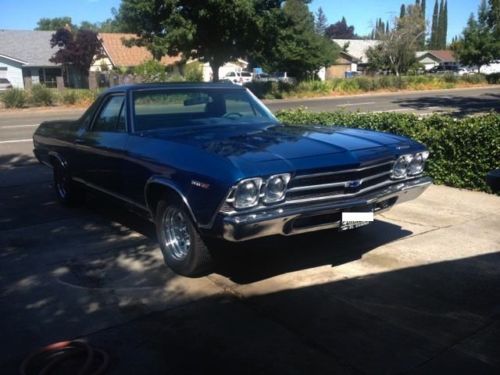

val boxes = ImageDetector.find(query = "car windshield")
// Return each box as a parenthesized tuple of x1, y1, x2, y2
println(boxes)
(133, 88, 278, 132)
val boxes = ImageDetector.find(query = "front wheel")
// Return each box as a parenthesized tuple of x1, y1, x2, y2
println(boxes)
(155, 200, 214, 277)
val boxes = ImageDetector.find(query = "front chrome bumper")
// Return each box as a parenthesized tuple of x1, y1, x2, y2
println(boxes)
(222, 176, 432, 241)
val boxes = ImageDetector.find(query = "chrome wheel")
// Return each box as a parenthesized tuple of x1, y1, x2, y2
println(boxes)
(162, 209, 191, 261)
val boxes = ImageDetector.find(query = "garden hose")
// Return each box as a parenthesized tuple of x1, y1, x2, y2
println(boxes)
(19, 340, 109, 375)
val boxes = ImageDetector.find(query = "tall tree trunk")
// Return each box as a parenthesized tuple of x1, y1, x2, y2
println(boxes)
(210, 60, 222, 82)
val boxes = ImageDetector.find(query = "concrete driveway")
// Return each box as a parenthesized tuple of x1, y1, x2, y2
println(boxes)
(1, 153, 499, 373)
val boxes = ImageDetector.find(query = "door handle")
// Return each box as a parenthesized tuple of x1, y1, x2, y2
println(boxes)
(74, 138, 85, 144)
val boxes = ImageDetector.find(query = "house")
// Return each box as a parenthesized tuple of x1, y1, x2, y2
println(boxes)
(0, 30, 65, 89)
(331, 39, 381, 75)
(94, 33, 248, 82)
(416, 50, 456, 71)
(324, 51, 360, 79)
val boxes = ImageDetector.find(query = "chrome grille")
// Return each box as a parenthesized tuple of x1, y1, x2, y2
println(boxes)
(286, 160, 395, 203)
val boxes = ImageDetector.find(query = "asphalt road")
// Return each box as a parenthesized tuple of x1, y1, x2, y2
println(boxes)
(1, 86, 499, 145)
(265, 85, 500, 114)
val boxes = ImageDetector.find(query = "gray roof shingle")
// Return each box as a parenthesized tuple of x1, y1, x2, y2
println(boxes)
(0, 30, 60, 66)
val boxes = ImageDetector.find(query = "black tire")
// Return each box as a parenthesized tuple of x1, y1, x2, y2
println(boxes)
(155, 199, 214, 277)
(53, 162, 85, 206)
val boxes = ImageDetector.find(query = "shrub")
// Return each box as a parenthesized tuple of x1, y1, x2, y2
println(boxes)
(276, 109, 500, 193)
(460, 73, 486, 84)
(354, 76, 373, 91)
(486, 73, 500, 84)
(61, 90, 78, 105)
(30, 84, 55, 106)
(1, 88, 27, 108)
(442, 73, 458, 84)
(245, 81, 294, 99)
(134, 59, 166, 82)
(184, 61, 204, 82)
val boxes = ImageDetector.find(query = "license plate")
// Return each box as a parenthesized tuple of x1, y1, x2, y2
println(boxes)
(340, 211, 374, 231)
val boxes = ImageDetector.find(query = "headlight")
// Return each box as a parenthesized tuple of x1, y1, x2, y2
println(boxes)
(408, 151, 429, 175)
(392, 155, 413, 179)
(392, 151, 429, 179)
(263, 174, 290, 203)
(233, 178, 262, 209)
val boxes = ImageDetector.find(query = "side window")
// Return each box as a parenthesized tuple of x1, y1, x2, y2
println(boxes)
(92, 95, 126, 132)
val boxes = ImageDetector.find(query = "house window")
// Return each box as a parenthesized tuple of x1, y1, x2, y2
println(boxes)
(38, 68, 61, 88)
(0, 67, 6, 79)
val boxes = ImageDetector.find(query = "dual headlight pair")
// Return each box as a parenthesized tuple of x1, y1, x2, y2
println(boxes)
(391, 151, 429, 179)
(228, 174, 291, 209)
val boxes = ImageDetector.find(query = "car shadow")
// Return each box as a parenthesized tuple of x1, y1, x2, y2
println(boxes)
(212, 220, 412, 284)
(392, 93, 500, 116)
(83, 192, 414, 284)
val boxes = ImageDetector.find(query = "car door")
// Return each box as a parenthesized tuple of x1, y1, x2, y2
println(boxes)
(74, 93, 128, 195)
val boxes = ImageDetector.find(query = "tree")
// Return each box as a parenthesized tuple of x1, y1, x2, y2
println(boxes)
(315, 7, 328, 35)
(325, 17, 358, 39)
(116, 0, 176, 61)
(50, 28, 104, 85)
(488, 0, 500, 38)
(436, 0, 445, 48)
(78, 18, 124, 33)
(442, 0, 448, 47)
(266, 0, 339, 79)
(400, 4, 406, 19)
(367, 5, 425, 75)
(35, 17, 75, 31)
(117, 0, 278, 81)
(430, 0, 439, 47)
(418, 0, 427, 48)
(371, 18, 389, 39)
(452, 0, 499, 72)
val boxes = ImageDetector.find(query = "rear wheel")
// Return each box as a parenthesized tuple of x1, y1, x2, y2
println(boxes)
(155, 199, 213, 277)
(53, 162, 85, 206)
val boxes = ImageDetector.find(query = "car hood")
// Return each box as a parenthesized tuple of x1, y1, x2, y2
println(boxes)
(149, 123, 420, 176)
(161, 123, 414, 159)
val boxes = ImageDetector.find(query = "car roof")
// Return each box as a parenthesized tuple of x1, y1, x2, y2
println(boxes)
(105, 82, 243, 94)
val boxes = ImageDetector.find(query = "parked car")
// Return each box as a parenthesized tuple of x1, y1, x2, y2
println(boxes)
(270, 72, 297, 84)
(33, 83, 432, 276)
(223, 71, 253, 85)
(480, 60, 500, 75)
(0, 78, 13, 91)
(429, 62, 473, 76)
(253, 73, 278, 82)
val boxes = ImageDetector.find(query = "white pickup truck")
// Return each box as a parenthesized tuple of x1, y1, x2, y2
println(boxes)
(223, 71, 253, 85)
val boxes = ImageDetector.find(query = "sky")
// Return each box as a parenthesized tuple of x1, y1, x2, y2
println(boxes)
(0, 0, 482, 42)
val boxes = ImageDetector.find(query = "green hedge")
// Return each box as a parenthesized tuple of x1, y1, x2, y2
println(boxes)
(276, 109, 500, 192)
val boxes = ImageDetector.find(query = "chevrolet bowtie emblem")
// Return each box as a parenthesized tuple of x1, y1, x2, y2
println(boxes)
(346, 180, 362, 188)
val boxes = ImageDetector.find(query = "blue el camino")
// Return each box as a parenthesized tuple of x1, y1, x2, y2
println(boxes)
(33, 83, 432, 276)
